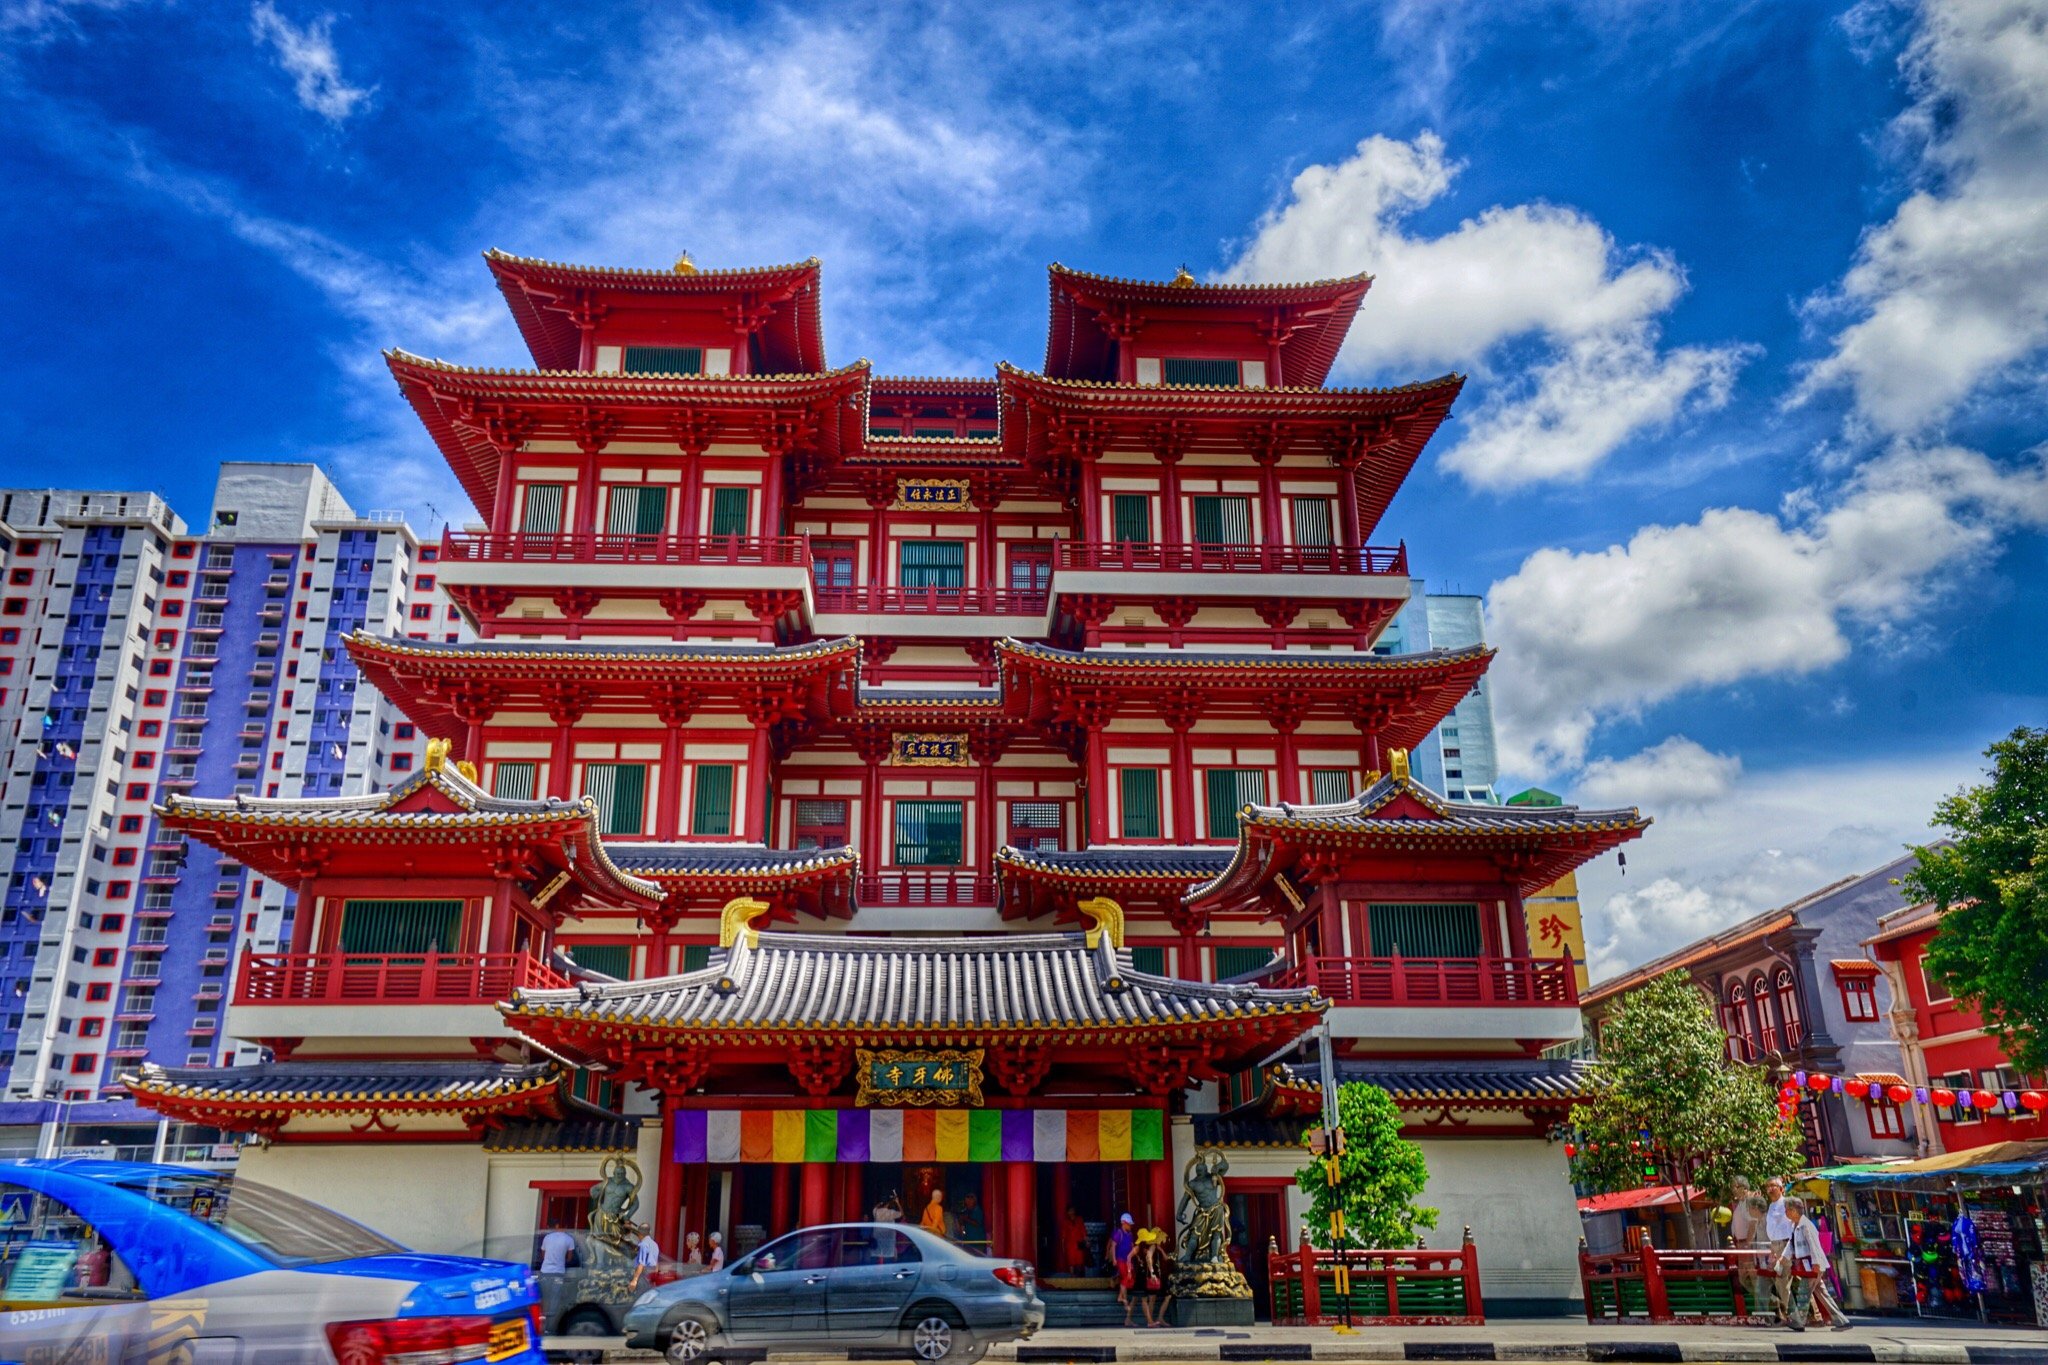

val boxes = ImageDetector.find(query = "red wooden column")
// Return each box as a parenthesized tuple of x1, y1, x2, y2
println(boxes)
(742, 702, 776, 844)
(1146, 1153, 1174, 1232)
(656, 727, 682, 840)
(1254, 452, 1283, 549)
(1159, 451, 1185, 546)
(800, 1161, 831, 1230)
(1162, 697, 1201, 843)
(1082, 721, 1109, 847)
(491, 451, 517, 532)
(656, 1099, 682, 1259)
(1056, 1162, 1073, 1268)
(770, 1164, 793, 1236)
(1504, 890, 1530, 959)
(1005, 1161, 1036, 1265)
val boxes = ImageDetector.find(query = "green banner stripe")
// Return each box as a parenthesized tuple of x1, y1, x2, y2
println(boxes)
(804, 1108, 837, 1162)
(1132, 1108, 1165, 1160)
(968, 1108, 1003, 1162)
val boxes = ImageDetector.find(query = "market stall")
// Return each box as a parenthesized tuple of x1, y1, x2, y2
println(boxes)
(1826, 1139, 2048, 1326)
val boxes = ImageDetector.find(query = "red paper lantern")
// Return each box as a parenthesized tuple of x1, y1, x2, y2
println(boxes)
(1780, 1085, 1798, 1100)
(1974, 1090, 1999, 1111)
(1809, 1073, 1832, 1091)
(1887, 1084, 1913, 1105)
(1564, 1142, 1578, 1157)
(1932, 1088, 1957, 1107)
(2022, 1092, 2047, 1113)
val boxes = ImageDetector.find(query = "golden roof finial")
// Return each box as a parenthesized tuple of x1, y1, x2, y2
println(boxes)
(454, 759, 480, 785)
(673, 251, 699, 276)
(1168, 264, 1197, 288)
(1079, 895, 1125, 950)
(718, 895, 771, 949)
(424, 736, 452, 774)
(1389, 748, 1411, 783)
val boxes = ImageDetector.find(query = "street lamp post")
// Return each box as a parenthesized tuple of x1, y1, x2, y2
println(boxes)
(36, 1084, 70, 1161)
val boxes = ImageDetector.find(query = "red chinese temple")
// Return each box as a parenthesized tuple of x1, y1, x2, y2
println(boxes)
(127, 252, 1647, 1313)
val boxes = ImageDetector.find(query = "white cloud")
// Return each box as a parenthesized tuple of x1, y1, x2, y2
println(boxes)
(249, 2, 371, 124)
(1797, 0, 2048, 432)
(1485, 441, 2048, 770)
(1223, 131, 1750, 488)
(1, 0, 136, 38)
(1575, 749, 1974, 978)
(1575, 736, 1741, 811)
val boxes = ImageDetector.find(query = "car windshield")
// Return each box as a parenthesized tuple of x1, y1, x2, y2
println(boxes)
(114, 1171, 404, 1267)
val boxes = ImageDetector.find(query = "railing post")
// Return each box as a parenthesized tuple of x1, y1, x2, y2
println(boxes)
(1461, 1226, 1482, 1321)
(1579, 1237, 1598, 1323)
(1301, 1243, 1322, 1325)
(1641, 1246, 1670, 1322)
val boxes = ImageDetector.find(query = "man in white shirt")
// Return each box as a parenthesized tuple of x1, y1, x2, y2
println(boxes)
(1762, 1177, 1793, 1318)
(539, 1228, 577, 1276)
(1776, 1197, 1851, 1331)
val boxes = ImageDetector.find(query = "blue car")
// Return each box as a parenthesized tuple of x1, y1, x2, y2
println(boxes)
(0, 1160, 545, 1364)
(624, 1223, 1044, 1365)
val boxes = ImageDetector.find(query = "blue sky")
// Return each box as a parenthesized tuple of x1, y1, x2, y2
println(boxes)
(4, 0, 2044, 973)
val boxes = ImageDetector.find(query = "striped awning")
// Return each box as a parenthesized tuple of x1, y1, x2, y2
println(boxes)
(670, 1107, 1165, 1165)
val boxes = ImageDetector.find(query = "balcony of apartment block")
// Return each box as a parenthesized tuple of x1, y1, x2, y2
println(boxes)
(1259, 952, 1582, 1045)
(435, 528, 813, 600)
(188, 612, 227, 633)
(227, 949, 571, 1045)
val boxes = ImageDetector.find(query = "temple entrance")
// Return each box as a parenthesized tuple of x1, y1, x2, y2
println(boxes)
(1228, 1182, 1292, 1321)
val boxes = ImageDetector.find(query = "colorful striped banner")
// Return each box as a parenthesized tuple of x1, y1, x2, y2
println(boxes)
(674, 1109, 1166, 1165)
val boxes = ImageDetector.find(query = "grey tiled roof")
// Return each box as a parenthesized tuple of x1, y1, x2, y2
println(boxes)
(1239, 774, 1643, 835)
(1334, 1057, 1594, 1102)
(509, 929, 1321, 1033)
(1000, 640, 1490, 673)
(125, 1059, 558, 1104)
(608, 843, 857, 876)
(1193, 1114, 1314, 1148)
(482, 1117, 641, 1154)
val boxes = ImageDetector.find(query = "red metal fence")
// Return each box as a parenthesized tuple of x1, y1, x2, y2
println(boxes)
(1579, 1243, 1773, 1322)
(1056, 541, 1407, 575)
(235, 951, 569, 1006)
(856, 872, 997, 907)
(1268, 1233, 1484, 1326)
(1263, 955, 1579, 1008)
(811, 585, 1049, 616)
(439, 531, 811, 566)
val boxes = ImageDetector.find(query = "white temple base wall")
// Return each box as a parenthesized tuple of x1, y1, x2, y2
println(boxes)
(237, 1142, 492, 1255)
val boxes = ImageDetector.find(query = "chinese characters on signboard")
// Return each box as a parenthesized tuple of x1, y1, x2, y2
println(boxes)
(893, 479, 971, 509)
(890, 732, 970, 767)
(856, 1049, 986, 1107)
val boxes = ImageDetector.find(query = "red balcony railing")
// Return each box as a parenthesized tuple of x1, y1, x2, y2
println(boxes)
(1264, 955, 1578, 1008)
(812, 584, 1050, 616)
(1056, 541, 1407, 575)
(857, 871, 997, 907)
(438, 530, 811, 567)
(234, 951, 570, 1007)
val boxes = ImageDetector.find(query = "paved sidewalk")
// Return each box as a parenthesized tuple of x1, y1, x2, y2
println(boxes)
(544, 1317, 2048, 1363)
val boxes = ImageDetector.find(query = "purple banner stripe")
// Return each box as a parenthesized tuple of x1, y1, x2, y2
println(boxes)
(837, 1108, 871, 1162)
(673, 1109, 709, 1164)
(1001, 1109, 1034, 1161)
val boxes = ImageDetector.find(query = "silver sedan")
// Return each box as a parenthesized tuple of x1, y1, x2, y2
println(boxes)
(624, 1222, 1044, 1364)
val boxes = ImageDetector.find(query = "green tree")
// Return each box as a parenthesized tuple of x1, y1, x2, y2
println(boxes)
(1571, 970, 1804, 1246)
(1901, 726, 2048, 1073)
(1295, 1082, 1438, 1250)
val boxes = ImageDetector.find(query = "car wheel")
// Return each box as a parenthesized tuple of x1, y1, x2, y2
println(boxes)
(560, 1309, 612, 1337)
(909, 1310, 968, 1363)
(663, 1313, 716, 1364)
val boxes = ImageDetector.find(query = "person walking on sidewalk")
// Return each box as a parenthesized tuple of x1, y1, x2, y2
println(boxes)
(1130, 1229, 1169, 1328)
(1762, 1177, 1793, 1319)
(1109, 1213, 1137, 1324)
(1777, 1197, 1852, 1332)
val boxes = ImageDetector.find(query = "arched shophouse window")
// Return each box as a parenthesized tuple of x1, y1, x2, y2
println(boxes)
(1750, 973, 1779, 1055)
(1726, 980, 1756, 1062)
(1775, 968, 1803, 1048)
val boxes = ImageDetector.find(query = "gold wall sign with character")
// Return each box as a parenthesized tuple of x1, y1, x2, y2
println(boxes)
(893, 478, 972, 510)
(856, 1048, 985, 1107)
(891, 732, 970, 767)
